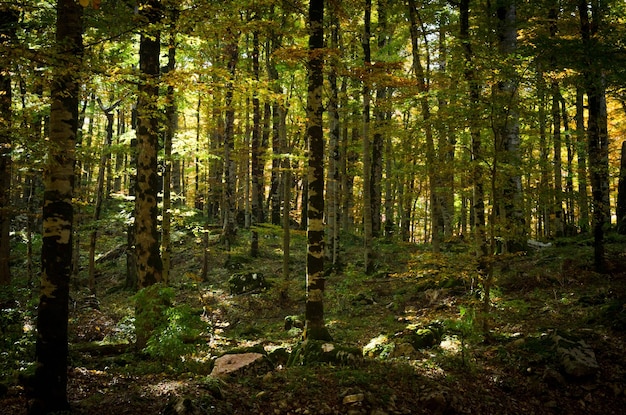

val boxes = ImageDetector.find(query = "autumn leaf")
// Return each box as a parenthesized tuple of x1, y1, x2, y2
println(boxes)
(79, 0, 89, 7)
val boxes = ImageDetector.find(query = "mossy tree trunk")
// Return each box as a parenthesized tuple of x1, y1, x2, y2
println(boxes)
(304, 0, 331, 342)
(31, 1, 82, 413)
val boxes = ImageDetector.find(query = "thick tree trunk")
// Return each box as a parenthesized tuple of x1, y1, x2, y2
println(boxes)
(304, 0, 331, 342)
(579, 0, 609, 272)
(135, 0, 163, 290)
(0, 6, 17, 285)
(31, 1, 82, 413)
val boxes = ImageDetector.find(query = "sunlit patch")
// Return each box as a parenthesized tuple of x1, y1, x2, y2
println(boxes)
(439, 336, 461, 354)
(148, 379, 187, 395)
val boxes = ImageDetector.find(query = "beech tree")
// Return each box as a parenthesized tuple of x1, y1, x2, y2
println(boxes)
(31, 1, 82, 412)
(304, 0, 331, 341)
(0, 5, 17, 286)
(134, 0, 163, 289)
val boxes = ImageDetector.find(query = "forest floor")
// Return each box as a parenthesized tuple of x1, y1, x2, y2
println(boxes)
(2, 209, 626, 414)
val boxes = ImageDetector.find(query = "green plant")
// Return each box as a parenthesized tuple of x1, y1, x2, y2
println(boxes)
(144, 303, 205, 362)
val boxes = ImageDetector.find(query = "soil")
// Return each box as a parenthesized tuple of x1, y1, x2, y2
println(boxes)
(2, 229, 626, 415)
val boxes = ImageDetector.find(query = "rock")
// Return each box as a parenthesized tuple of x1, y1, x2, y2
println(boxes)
(363, 335, 394, 359)
(542, 367, 566, 388)
(343, 393, 365, 404)
(418, 388, 449, 415)
(211, 352, 270, 376)
(228, 272, 269, 295)
(289, 340, 362, 366)
(550, 333, 599, 378)
(389, 342, 417, 359)
(267, 347, 290, 367)
(403, 322, 444, 349)
(162, 397, 203, 415)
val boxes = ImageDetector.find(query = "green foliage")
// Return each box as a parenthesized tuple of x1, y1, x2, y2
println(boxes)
(444, 306, 480, 369)
(134, 284, 206, 362)
(144, 303, 204, 361)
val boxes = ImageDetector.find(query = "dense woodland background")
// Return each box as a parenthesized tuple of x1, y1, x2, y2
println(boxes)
(1, 0, 626, 414)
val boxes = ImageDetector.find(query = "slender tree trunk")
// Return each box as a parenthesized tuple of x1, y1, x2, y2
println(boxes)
(31, 1, 82, 412)
(576, 87, 590, 233)
(222, 32, 239, 253)
(362, 0, 374, 273)
(617, 141, 626, 234)
(0, 5, 17, 285)
(304, 0, 331, 341)
(162, 24, 176, 285)
(408, 0, 440, 252)
(251, 31, 261, 257)
(561, 96, 575, 232)
(327, 7, 340, 267)
(552, 84, 564, 237)
(89, 100, 120, 294)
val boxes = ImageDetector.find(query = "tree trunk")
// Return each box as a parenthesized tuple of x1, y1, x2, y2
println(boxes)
(89, 99, 121, 294)
(362, 0, 374, 273)
(0, 5, 17, 286)
(408, 0, 440, 252)
(31, 1, 82, 412)
(304, 0, 331, 342)
(135, 0, 163, 291)
(222, 32, 239, 254)
(251, 31, 261, 257)
(579, 0, 609, 272)
(162, 22, 177, 285)
(493, 0, 526, 252)
(327, 7, 340, 267)
(575, 87, 590, 233)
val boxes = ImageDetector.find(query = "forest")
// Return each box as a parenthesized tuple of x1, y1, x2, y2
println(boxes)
(1, 0, 626, 414)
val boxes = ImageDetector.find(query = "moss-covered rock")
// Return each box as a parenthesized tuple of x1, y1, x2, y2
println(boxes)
(288, 340, 362, 367)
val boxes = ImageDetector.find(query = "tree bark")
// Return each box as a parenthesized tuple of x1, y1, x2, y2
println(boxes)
(135, 0, 163, 289)
(162, 21, 177, 285)
(493, 0, 526, 252)
(304, 0, 331, 341)
(251, 31, 261, 257)
(222, 31, 239, 253)
(579, 0, 609, 272)
(0, 5, 17, 285)
(31, 1, 82, 412)
(362, 0, 374, 273)
(408, 0, 440, 252)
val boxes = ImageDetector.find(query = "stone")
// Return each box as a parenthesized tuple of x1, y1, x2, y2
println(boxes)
(228, 272, 268, 295)
(211, 352, 268, 376)
(550, 333, 599, 378)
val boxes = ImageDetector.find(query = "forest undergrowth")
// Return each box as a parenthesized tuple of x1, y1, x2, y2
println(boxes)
(1, 204, 626, 414)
